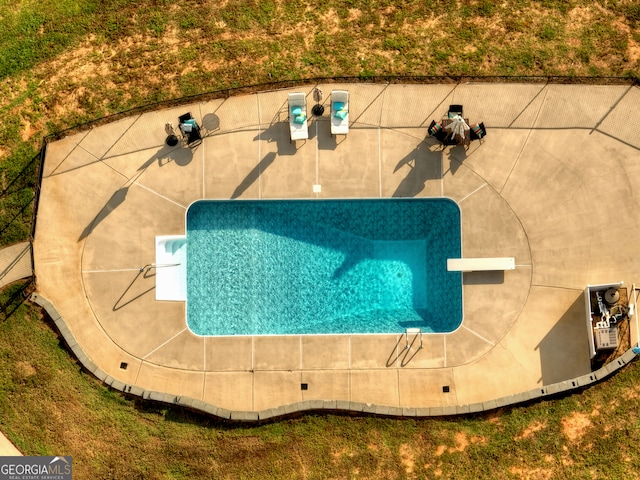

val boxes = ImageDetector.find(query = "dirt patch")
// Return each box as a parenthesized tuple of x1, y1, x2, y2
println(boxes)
(628, 40, 640, 63)
(15, 361, 36, 378)
(515, 420, 547, 440)
(568, 6, 596, 25)
(622, 384, 640, 400)
(435, 431, 471, 456)
(331, 446, 351, 462)
(410, 14, 445, 32)
(318, 9, 341, 34)
(398, 443, 415, 475)
(347, 8, 362, 24)
(509, 466, 553, 479)
(452, 431, 469, 452)
(561, 412, 592, 442)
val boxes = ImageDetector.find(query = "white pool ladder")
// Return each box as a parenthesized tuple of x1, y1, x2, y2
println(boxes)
(404, 328, 423, 351)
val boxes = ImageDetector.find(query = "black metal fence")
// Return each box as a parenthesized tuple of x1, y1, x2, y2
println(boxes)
(26, 74, 640, 253)
(46, 74, 640, 141)
(0, 150, 40, 248)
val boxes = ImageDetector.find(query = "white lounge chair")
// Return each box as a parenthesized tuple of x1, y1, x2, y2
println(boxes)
(288, 92, 308, 143)
(330, 90, 349, 136)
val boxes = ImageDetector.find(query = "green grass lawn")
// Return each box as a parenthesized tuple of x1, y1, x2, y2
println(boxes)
(1, 0, 639, 246)
(1, 0, 639, 245)
(1, 1, 640, 477)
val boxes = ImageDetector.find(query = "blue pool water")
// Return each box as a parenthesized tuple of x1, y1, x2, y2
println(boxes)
(186, 199, 462, 336)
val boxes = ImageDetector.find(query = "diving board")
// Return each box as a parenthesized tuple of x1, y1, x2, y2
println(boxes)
(447, 257, 515, 272)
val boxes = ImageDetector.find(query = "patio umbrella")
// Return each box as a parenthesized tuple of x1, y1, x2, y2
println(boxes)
(444, 115, 470, 143)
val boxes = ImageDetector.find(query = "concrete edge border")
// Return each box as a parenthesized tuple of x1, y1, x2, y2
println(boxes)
(30, 293, 639, 423)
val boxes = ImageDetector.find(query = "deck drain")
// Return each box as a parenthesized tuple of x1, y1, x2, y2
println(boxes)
(301, 383, 308, 391)
(442, 385, 450, 393)
(120, 362, 128, 370)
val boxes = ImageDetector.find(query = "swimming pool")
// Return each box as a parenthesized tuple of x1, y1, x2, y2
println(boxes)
(186, 199, 462, 336)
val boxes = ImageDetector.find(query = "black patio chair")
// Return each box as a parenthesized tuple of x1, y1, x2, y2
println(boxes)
(470, 122, 487, 141)
(178, 112, 202, 147)
(448, 104, 463, 118)
(428, 120, 449, 143)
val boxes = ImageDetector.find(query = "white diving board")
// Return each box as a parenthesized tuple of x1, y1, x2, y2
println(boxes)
(447, 257, 515, 272)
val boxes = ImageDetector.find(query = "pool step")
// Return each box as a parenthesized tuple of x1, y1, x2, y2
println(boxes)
(155, 235, 187, 301)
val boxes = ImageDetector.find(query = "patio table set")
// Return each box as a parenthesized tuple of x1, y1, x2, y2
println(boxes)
(164, 100, 486, 151)
(428, 105, 486, 147)
(164, 112, 203, 148)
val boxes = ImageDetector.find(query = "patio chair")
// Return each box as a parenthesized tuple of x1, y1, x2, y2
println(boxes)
(288, 93, 309, 143)
(448, 104, 463, 118)
(178, 112, 202, 147)
(330, 90, 349, 137)
(428, 120, 448, 143)
(470, 122, 487, 141)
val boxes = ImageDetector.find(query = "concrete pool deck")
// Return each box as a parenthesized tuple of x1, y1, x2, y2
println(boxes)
(33, 82, 640, 418)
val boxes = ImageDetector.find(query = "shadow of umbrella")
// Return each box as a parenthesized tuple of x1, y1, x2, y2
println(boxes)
(392, 143, 443, 197)
(137, 145, 193, 171)
(79, 145, 195, 242)
(231, 152, 277, 199)
(78, 186, 129, 241)
(254, 123, 296, 156)
(202, 113, 220, 133)
(447, 143, 468, 176)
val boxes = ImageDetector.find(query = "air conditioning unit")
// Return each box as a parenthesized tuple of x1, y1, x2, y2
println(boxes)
(595, 327, 619, 350)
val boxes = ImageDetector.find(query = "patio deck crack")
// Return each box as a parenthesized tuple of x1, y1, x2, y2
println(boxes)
(142, 327, 188, 360)
(461, 325, 496, 347)
(132, 181, 188, 209)
(499, 85, 549, 195)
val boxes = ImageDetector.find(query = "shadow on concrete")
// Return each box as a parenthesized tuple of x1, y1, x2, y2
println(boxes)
(386, 335, 404, 367)
(79, 146, 192, 240)
(113, 269, 156, 311)
(78, 185, 129, 241)
(254, 123, 297, 156)
(400, 335, 423, 367)
(315, 118, 348, 150)
(536, 292, 590, 385)
(463, 271, 505, 285)
(392, 142, 443, 197)
(202, 113, 220, 134)
(231, 152, 277, 199)
(385, 333, 423, 367)
(137, 145, 194, 171)
(446, 147, 468, 176)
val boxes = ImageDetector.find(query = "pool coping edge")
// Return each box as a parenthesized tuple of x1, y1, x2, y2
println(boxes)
(30, 292, 638, 422)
